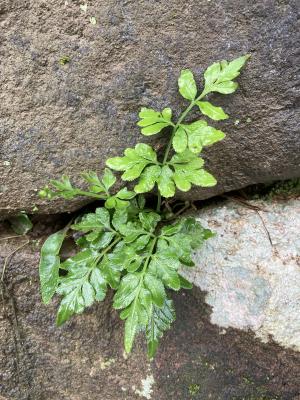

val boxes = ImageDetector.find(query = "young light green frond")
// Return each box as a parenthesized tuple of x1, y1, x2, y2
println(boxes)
(134, 165, 161, 193)
(189, 169, 217, 187)
(81, 171, 106, 193)
(138, 107, 174, 135)
(105, 188, 136, 210)
(172, 126, 188, 153)
(132, 148, 218, 196)
(164, 150, 216, 192)
(217, 55, 250, 82)
(196, 101, 229, 121)
(106, 144, 158, 182)
(204, 62, 221, 87)
(39, 175, 76, 200)
(173, 121, 225, 154)
(162, 107, 172, 120)
(39, 173, 109, 201)
(102, 168, 116, 191)
(212, 81, 238, 94)
(178, 69, 197, 100)
(141, 123, 170, 135)
(80, 169, 117, 196)
(203, 54, 250, 95)
(157, 165, 176, 197)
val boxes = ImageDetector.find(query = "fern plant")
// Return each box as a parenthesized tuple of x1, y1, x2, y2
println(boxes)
(39, 55, 249, 357)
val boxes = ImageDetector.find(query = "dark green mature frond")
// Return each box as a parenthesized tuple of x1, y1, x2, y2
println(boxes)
(146, 299, 176, 358)
(39, 227, 69, 304)
(111, 215, 213, 353)
(56, 249, 110, 325)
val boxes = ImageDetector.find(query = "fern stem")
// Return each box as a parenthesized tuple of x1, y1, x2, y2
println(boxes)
(76, 189, 107, 200)
(130, 237, 157, 316)
(94, 236, 122, 265)
(141, 237, 157, 275)
(156, 90, 207, 212)
(156, 193, 161, 212)
(162, 90, 207, 165)
(162, 101, 195, 165)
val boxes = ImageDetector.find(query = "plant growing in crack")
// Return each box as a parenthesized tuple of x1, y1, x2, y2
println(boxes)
(39, 55, 249, 357)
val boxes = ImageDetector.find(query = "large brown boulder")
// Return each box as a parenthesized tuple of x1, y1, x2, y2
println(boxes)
(0, 0, 299, 216)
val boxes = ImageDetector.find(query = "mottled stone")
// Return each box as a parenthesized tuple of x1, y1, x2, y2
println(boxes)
(182, 198, 300, 351)
(0, 1, 299, 216)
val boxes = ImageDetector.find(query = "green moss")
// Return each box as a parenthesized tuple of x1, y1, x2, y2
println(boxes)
(59, 56, 71, 66)
(248, 178, 300, 201)
(264, 178, 300, 200)
(188, 384, 200, 396)
(242, 376, 255, 385)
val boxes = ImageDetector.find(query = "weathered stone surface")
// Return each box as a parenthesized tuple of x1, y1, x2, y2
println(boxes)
(182, 198, 300, 351)
(0, 1, 299, 216)
(1, 221, 300, 399)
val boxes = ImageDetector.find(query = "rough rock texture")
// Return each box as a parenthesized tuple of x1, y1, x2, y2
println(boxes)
(1, 1, 300, 216)
(182, 198, 300, 351)
(1, 221, 300, 400)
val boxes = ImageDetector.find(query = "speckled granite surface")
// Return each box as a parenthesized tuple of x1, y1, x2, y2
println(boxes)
(182, 198, 300, 351)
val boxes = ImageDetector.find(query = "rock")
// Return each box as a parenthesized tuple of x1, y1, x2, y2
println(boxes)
(0, 1, 299, 216)
(182, 197, 300, 351)
(1, 222, 300, 399)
